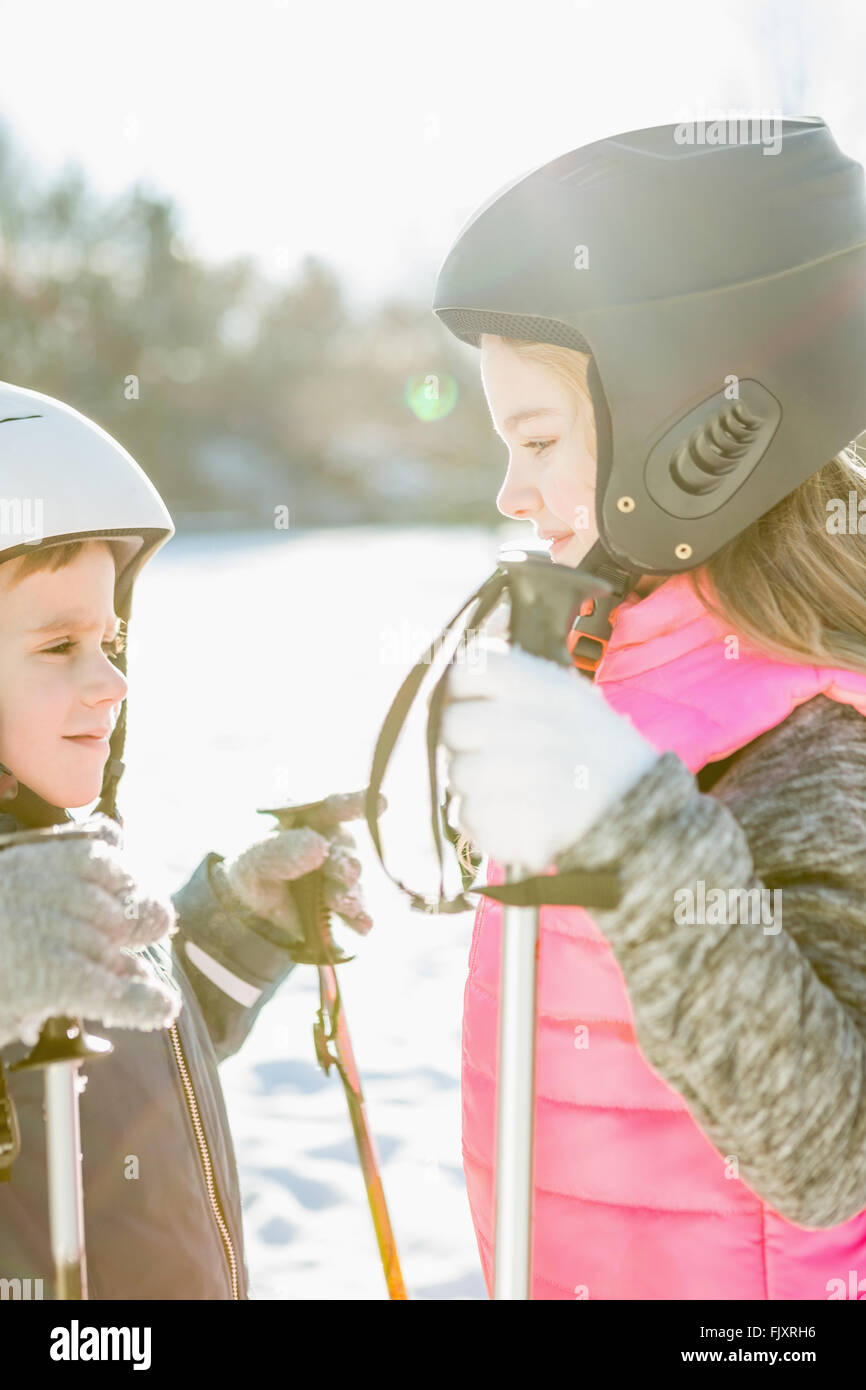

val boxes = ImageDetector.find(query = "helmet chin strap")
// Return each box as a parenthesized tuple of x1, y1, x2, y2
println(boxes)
(566, 539, 644, 678)
(0, 756, 124, 829)
(0, 763, 71, 827)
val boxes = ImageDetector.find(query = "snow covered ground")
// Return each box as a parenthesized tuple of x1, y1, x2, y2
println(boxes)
(117, 525, 522, 1300)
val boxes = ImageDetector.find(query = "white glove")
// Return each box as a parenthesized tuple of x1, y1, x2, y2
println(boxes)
(0, 814, 182, 1049)
(440, 645, 660, 873)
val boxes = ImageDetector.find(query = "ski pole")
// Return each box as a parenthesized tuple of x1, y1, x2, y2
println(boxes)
(257, 797, 408, 1300)
(491, 551, 613, 1299)
(0, 824, 114, 1300)
(361, 549, 621, 1297)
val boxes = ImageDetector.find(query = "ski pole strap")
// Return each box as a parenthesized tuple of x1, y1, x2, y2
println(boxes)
(424, 572, 511, 907)
(286, 864, 355, 966)
(365, 563, 624, 914)
(478, 868, 621, 908)
(365, 567, 508, 913)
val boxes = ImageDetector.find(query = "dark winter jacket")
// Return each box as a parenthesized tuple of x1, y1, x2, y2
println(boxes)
(0, 819, 299, 1300)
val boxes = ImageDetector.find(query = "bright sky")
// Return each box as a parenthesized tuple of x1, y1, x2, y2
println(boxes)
(1, 0, 862, 311)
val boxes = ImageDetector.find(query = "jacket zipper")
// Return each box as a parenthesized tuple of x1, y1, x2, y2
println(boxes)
(167, 1018, 240, 1300)
(141, 942, 241, 1298)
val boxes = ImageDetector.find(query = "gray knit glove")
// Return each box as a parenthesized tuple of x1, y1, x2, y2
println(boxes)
(0, 814, 182, 1049)
(218, 789, 384, 943)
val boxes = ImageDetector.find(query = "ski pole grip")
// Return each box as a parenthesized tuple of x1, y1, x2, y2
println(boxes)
(497, 549, 613, 667)
(256, 800, 356, 966)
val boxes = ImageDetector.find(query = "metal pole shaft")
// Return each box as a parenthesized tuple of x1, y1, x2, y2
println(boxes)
(1, 830, 116, 1300)
(44, 1061, 88, 1300)
(493, 864, 539, 1300)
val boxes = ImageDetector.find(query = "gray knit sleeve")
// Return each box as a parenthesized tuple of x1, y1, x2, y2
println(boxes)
(554, 695, 866, 1229)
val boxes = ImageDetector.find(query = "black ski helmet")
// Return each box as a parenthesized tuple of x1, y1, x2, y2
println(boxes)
(432, 118, 866, 650)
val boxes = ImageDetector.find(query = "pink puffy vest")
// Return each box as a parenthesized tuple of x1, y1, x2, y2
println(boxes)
(461, 572, 866, 1299)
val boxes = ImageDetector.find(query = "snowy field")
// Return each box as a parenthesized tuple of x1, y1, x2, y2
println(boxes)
(114, 525, 522, 1300)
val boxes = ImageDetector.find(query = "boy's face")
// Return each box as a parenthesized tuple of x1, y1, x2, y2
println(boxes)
(0, 542, 128, 809)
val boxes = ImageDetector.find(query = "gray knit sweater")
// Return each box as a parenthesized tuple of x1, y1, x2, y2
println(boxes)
(555, 691, 866, 1231)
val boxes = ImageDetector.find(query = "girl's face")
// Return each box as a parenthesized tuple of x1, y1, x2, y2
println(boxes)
(0, 541, 128, 809)
(482, 335, 600, 568)
(481, 336, 665, 596)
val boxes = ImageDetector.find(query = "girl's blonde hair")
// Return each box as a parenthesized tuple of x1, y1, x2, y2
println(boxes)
(483, 332, 866, 674)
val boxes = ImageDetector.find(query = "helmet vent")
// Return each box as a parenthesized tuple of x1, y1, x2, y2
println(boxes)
(643, 379, 782, 519)
(669, 399, 765, 495)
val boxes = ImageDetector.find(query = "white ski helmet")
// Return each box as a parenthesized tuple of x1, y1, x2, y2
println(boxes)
(0, 381, 175, 823)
